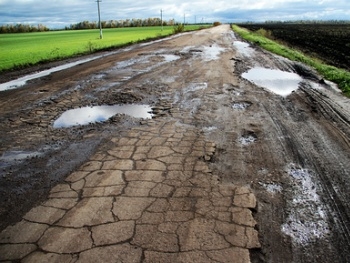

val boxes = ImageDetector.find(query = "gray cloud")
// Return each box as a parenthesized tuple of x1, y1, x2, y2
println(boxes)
(0, 0, 349, 28)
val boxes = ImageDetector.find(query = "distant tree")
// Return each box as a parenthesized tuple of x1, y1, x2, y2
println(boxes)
(0, 23, 48, 33)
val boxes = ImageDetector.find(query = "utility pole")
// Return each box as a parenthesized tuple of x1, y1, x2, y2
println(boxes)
(160, 9, 163, 31)
(96, 0, 103, 39)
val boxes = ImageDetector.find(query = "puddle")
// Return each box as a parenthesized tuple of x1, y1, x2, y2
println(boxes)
(162, 54, 181, 62)
(282, 165, 330, 244)
(202, 44, 226, 61)
(239, 130, 257, 145)
(242, 67, 303, 97)
(232, 101, 252, 110)
(53, 104, 153, 128)
(0, 56, 107, 91)
(182, 45, 225, 61)
(233, 41, 254, 57)
(239, 135, 257, 145)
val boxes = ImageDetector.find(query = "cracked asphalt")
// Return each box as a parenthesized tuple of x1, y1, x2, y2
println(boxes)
(0, 119, 260, 262)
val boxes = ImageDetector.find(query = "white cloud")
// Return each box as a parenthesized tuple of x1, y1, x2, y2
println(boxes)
(0, 0, 349, 28)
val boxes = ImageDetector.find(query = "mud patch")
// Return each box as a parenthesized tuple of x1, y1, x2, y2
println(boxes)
(259, 182, 283, 195)
(0, 151, 43, 169)
(53, 104, 153, 128)
(184, 82, 208, 93)
(282, 165, 330, 245)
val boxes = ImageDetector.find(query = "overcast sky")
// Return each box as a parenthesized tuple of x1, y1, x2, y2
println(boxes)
(0, 0, 349, 28)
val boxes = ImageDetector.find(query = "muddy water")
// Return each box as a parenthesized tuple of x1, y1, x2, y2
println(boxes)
(242, 67, 303, 96)
(53, 104, 153, 128)
(233, 41, 255, 57)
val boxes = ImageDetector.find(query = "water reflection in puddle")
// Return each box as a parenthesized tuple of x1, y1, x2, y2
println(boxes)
(239, 135, 257, 145)
(242, 67, 303, 97)
(239, 130, 257, 145)
(233, 41, 254, 57)
(54, 104, 153, 128)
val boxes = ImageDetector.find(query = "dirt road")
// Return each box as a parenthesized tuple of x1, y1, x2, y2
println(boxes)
(1, 25, 350, 262)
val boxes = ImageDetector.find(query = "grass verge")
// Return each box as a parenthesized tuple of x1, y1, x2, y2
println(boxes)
(232, 24, 350, 97)
(1, 25, 209, 73)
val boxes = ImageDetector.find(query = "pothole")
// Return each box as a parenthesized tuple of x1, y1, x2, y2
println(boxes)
(242, 67, 303, 97)
(232, 101, 252, 110)
(233, 41, 255, 57)
(53, 104, 153, 128)
(238, 130, 257, 145)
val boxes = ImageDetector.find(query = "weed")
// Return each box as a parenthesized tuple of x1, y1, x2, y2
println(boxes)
(255, 28, 274, 39)
(86, 41, 96, 53)
(173, 24, 185, 34)
(50, 47, 61, 59)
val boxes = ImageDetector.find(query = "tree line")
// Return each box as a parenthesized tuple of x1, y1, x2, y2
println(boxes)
(0, 17, 180, 34)
(0, 24, 49, 33)
(66, 18, 177, 30)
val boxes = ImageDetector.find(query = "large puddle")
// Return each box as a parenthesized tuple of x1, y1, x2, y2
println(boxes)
(242, 67, 303, 97)
(53, 104, 153, 128)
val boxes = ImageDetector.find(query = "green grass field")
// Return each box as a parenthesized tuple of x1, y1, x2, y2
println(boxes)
(0, 25, 206, 72)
